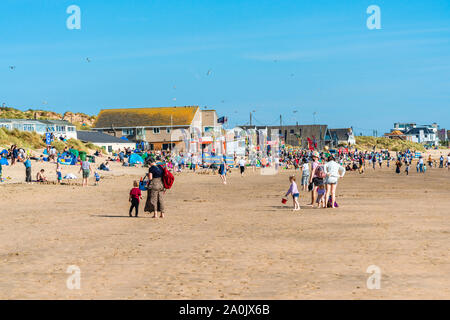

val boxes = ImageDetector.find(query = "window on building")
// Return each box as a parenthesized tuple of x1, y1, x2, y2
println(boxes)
(122, 129, 134, 136)
(23, 124, 34, 131)
(153, 128, 160, 134)
(290, 129, 294, 134)
(166, 128, 171, 133)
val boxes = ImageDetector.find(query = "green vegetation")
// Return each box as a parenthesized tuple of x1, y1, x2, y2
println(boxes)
(0, 127, 104, 154)
(355, 136, 426, 152)
(0, 127, 46, 149)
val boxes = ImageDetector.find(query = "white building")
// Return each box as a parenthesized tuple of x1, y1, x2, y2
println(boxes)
(404, 127, 438, 145)
(77, 131, 135, 154)
(0, 119, 77, 139)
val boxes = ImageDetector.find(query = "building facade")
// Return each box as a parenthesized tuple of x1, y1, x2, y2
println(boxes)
(240, 124, 333, 149)
(0, 119, 77, 139)
(93, 106, 222, 151)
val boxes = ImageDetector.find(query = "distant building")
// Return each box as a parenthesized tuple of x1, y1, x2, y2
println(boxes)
(392, 123, 416, 133)
(391, 122, 441, 145)
(0, 118, 77, 139)
(77, 131, 135, 154)
(404, 127, 438, 145)
(93, 106, 222, 151)
(239, 124, 333, 149)
(329, 128, 356, 146)
(384, 130, 407, 140)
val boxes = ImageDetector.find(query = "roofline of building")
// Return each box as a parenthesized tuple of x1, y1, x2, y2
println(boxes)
(94, 124, 195, 130)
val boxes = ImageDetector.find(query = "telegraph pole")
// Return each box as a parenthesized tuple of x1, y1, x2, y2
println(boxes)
(250, 112, 252, 126)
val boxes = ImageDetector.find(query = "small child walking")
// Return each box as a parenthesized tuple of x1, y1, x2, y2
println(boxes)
(94, 171, 101, 186)
(285, 175, 300, 211)
(316, 184, 326, 208)
(129, 180, 143, 217)
(56, 162, 62, 184)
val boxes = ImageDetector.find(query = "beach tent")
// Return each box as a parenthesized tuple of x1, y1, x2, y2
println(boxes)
(129, 153, 144, 165)
(0, 157, 8, 165)
(69, 149, 79, 158)
(79, 151, 87, 161)
(1, 149, 8, 156)
(58, 152, 77, 165)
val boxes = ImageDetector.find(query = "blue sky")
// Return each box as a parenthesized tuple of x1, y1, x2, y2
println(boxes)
(1, 0, 449, 134)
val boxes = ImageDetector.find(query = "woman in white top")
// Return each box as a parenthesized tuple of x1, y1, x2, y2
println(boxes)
(324, 155, 345, 208)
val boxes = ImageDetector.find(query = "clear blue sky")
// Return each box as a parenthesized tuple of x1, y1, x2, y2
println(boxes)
(1, 0, 449, 135)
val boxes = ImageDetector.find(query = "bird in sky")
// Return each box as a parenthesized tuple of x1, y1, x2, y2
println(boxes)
(206, 69, 212, 76)
(86, 58, 91, 63)
(9, 66, 15, 70)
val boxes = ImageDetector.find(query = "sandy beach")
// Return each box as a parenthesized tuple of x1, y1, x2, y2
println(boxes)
(0, 151, 449, 300)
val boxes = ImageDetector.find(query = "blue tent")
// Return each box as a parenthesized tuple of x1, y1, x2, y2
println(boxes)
(0, 149, 8, 156)
(129, 153, 144, 165)
(58, 152, 77, 165)
(0, 157, 8, 165)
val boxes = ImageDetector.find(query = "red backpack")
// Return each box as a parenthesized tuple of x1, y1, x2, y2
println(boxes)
(159, 165, 174, 189)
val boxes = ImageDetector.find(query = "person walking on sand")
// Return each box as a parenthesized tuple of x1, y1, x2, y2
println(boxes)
(308, 151, 323, 206)
(284, 175, 300, 211)
(300, 158, 310, 191)
(144, 159, 166, 218)
(324, 155, 345, 209)
(218, 158, 228, 184)
(129, 180, 143, 217)
(56, 162, 62, 184)
(79, 159, 91, 187)
(238, 157, 246, 177)
(24, 156, 32, 183)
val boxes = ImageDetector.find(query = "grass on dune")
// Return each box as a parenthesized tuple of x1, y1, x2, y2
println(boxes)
(0, 127, 105, 154)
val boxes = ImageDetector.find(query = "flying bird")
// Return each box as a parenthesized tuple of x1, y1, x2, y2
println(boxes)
(86, 58, 91, 63)
(206, 69, 212, 76)
(9, 66, 16, 70)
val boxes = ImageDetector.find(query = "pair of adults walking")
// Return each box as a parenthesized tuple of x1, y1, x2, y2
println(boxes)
(309, 151, 345, 209)
(144, 158, 166, 218)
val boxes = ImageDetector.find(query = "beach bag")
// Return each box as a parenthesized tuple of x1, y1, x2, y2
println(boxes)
(159, 165, 174, 189)
(139, 177, 148, 191)
(327, 196, 339, 208)
(281, 198, 287, 204)
(316, 165, 326, 179)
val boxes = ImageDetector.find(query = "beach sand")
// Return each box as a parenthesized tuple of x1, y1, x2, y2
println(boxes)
(0, 155, 449, 299)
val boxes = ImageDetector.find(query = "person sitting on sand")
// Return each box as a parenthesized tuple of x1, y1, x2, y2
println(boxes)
(36, 169, 47, 182)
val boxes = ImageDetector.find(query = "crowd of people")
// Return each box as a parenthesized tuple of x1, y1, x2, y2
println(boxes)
(2, 143, 450, 218)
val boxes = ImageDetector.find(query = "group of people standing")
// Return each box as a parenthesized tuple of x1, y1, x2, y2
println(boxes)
(285, 151, 346, 210)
